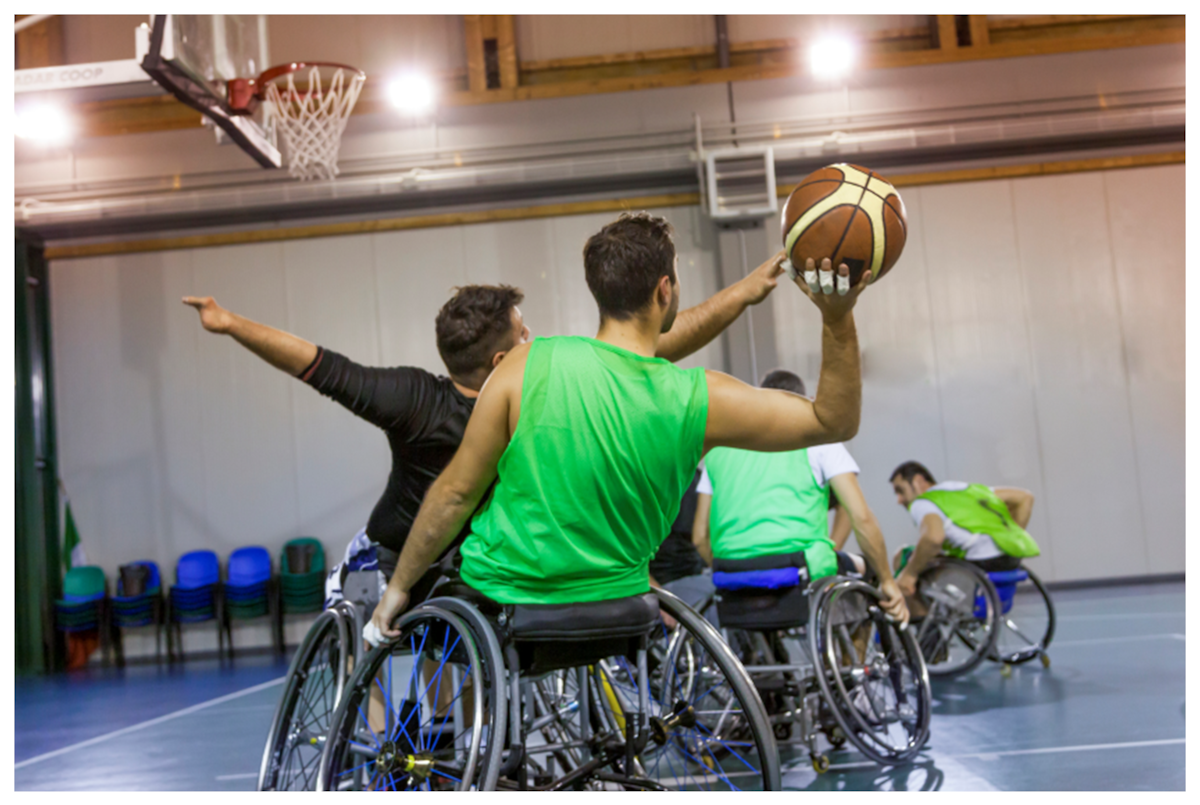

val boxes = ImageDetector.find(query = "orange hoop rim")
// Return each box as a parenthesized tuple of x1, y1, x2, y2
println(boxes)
(253, 61, 366, 98)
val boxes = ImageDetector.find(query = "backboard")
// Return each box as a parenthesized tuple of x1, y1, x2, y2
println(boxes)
(140, 14, 282, 168)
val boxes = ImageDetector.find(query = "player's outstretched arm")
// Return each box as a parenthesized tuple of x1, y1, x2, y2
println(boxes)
(896, 514, 946, 598)
(367, 344, 526, 642)
(182, 296, 317, 376)
(830, 473, 908, 625)
(705, 259, 866, 452)
(656, 251, 787, 363)
(994, 487, 1035, 529)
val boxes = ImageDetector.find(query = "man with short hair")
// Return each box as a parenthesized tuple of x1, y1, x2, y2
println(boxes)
(889, 460, 1039, 615)
(183, 247, 785, 597)
(692, 369, 907, 624)
(368, 211, 872, 640)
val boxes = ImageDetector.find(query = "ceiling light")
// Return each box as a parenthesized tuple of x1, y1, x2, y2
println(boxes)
(809, 35, 857, 80)
(15, 104, 74, 144)
(387, 73, 436, 115)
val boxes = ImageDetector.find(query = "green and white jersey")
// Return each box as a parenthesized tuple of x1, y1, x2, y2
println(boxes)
(908, 482, 1040, 560)
(698, 442, 859, 580)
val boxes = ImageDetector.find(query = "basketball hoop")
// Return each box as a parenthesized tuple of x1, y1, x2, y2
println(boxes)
(228, 62, 365, 181)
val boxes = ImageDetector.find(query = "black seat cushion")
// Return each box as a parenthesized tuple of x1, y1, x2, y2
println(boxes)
(510, 593, 659, 642)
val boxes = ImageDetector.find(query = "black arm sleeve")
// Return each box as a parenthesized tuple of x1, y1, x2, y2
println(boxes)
(302, 347, 433, 433)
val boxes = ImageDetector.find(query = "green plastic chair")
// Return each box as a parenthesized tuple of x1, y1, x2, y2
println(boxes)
(62, 566, 107, 602)
(279, 538, 326, 618)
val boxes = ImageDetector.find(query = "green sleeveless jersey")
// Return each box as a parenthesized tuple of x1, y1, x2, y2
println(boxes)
(704, 447, 838, 580)
(915, 484, 1040, 559)
(459, 336, 709, 604)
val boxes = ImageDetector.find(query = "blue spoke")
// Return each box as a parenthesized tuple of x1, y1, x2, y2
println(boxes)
(692, 720, 757, 772)
(356, 704, 381, 749)
(422, 628, 461, 750)
(337, 758, 374, 778)
(432, 659, 473, 754)
(432, 768, 462, 783)
(677, 740, 739, 790)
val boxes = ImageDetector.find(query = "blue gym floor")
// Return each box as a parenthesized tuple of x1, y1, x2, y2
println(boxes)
(14, 581, 1185, 791)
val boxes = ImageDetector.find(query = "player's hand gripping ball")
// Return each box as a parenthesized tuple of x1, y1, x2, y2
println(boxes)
(781, 163, 907, 294)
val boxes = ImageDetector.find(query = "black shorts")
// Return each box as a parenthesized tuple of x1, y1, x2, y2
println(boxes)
(969, 554, 1024, 573)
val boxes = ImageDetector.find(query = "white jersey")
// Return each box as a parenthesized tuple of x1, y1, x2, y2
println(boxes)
(908, 482, 1004, 561)
(698, 442, 860, 495)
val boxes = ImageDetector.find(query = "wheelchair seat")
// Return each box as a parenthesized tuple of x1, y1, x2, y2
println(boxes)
(431, 581, 660, 675)
(985, 567, 1028, 615)
(713, 552, 812, 631)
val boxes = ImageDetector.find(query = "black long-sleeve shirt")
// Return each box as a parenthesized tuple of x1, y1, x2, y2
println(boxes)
(300, 347, 476, 552)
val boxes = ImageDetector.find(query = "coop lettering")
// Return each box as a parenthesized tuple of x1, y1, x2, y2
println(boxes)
(17, 66, 107, 87)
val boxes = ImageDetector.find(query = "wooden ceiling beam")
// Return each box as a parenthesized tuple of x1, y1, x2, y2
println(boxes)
(62, 16, 1185, 138)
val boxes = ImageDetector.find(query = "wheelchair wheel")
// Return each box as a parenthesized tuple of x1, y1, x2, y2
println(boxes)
(991, 567, 1056, 666)
(316, 604, 500, 791)
(597, 588, 780, 791)
(810, 578, 931, 766)
(258, 608, 352, 791)
(914, 558, 1000, 677)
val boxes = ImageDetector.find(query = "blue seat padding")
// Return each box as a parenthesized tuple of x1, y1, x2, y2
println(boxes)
(986, 569, 1029, 585)
(177, 550, 220, 588)
(228, 546, 271, 586)
(713, 567, 801, 591)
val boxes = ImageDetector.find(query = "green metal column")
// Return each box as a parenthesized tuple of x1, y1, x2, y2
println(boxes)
(15, 231, 63, 674)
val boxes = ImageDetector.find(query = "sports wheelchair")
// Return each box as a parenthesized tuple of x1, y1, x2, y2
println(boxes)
(258, 549, 455, 790)
(912, 557, 1055, 677)
(258, 597, 364, 790)
(698, 553, 932, 772)
(314, 579, 783, 791)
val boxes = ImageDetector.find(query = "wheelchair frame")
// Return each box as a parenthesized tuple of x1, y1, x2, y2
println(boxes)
(706, 574, 932, 771)
(315, 587, 783, 791)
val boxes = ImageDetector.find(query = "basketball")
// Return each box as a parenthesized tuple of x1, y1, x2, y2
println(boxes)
(781, 163, 907, 287)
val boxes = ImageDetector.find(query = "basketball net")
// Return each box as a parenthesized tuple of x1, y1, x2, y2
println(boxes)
(264, 66, 365, 181)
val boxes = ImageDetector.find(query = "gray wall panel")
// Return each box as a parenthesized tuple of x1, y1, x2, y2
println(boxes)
(1104, 165, 1185, 574)
(284, 236, 390, 540)
(1010, 173, 1146, 580)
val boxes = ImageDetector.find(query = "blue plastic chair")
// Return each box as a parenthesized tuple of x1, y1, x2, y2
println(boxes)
(111, 561, 166, 665)
(168, 551, 225, 662)
(222, 547, 282, 658)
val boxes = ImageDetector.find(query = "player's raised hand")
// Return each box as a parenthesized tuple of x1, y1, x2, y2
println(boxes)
(182, 296, 235, 334)
(738, 250, 789, 306)
(793, 258, 871, 322)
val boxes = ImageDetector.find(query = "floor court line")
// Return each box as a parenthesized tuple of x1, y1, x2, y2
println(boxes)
(1050, 633, 1184, 648)
(950, 737, 1184, 761)
(216, 773, 261, 781)
(1055, 612, 1184, 621)
(14, 676, 287, 770)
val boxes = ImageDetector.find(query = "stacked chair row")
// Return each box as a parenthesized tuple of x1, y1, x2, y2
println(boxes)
(52, 539, 327, 667)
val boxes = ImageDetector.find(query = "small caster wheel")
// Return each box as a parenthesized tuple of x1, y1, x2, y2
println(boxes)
(774, 723, 793, 740)
(1000, 663, 1013, 678)
(1040, 653, 1051, 669)
(812, 754, 831, 774)
(827, 726, 847, 749)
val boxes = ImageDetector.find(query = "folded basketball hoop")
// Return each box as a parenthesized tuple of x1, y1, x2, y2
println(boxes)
(228, 62, 365, 181)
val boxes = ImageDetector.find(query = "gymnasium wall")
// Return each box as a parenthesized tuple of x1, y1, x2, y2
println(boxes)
(772, 163, 1185, 583)
(48, 163, 1183, 653)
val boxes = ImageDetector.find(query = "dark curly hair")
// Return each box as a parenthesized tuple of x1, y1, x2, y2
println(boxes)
(583, 212, 677, 320)
(890, 461, 937, 486)
(435, 284, 524, 380)
(760, 369, 806, 396)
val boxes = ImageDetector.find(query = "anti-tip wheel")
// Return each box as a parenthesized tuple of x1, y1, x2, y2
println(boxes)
(1000, 663, 1013, 678)
(812, 754, 831, 774)
(1040, 653, 1051, 668)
